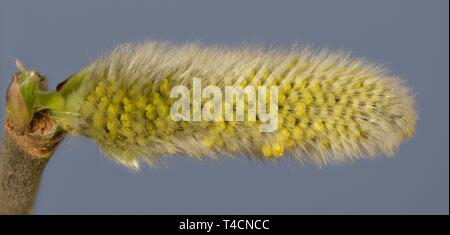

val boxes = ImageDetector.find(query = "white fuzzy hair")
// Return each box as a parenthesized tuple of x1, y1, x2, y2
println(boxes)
(56, 41, 417, 169)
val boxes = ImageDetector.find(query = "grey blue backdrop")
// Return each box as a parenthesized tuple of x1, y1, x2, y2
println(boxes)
(0, 0, 448, 214)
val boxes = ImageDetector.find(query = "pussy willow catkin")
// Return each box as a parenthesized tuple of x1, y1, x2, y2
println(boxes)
(53, 41, 416, 169)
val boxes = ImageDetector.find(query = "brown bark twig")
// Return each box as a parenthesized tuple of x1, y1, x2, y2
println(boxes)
(0, 67, 64, 214)
(0, 113, 63, 214)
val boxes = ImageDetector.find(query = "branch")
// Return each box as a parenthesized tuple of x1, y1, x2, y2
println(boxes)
(0, 63, 64, 214)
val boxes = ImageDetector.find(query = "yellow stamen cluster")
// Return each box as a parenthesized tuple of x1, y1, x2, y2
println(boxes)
(54, 41, 416, 169)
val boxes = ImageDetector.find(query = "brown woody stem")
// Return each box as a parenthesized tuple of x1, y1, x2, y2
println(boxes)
(0, 64, 65, 214)
(0, 114, 63, 214)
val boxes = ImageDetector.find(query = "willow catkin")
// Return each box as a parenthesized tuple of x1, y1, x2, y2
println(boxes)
(53, 41, 416, 169)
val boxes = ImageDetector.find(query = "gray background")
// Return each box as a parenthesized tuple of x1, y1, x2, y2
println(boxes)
(0, 0, 448, 214)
